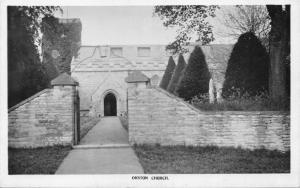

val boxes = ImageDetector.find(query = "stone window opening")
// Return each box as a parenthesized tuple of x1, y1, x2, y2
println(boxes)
(110, 47, 123, 58)
(137, 47, 151, 57)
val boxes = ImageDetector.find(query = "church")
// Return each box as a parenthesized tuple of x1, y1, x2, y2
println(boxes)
(70, 44, 232, 117)
(41, 18, 232, 118)
(71, 45, 169, 117)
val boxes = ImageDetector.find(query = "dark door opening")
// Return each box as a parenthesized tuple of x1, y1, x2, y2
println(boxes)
(104, 93, 117, 116)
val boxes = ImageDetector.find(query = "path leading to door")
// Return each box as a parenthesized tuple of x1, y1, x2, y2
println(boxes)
(55, 117, 144, 174)
(79, 117, 129, 146)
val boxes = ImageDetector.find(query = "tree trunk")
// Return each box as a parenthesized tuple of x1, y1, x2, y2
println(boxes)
(266, 5, 289, 103)
(269, 40, 286, 102)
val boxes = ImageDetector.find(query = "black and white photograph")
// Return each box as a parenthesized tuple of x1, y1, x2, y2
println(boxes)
(0, 0, 299, 187)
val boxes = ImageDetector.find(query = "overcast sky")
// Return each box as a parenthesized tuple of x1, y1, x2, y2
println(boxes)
(55, 6, 235, 45)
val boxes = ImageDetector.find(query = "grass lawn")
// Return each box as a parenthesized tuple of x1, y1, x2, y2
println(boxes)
(9, 146, 71, 174)
(133, 145, 290, 173)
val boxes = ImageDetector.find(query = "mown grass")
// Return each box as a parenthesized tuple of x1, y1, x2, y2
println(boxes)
(8, 146, 71, 174)
(133, 145, 290, 174)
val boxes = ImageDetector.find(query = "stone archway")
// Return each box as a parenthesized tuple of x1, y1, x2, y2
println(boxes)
(104, 93, 117, 116)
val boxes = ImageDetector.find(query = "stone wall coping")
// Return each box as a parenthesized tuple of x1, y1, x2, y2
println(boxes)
(197, 111, 290, 115)
(154, 88, 290, 116)
(8, 89, 51, 113)
(51, 73, 79, 86)
(125, 70, 149, 83)
(154, 87, 203, 114)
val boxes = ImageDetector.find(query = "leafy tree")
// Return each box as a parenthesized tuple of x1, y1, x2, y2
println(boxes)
(177, 46, 211, 100)
(8, 6, 61, 107)
(167, 54, 186, 94)
(154, 5, 219, 54)
(266, 5, 290, 103)
(159, 56, 176, 89)
(222, 32, 270, 98)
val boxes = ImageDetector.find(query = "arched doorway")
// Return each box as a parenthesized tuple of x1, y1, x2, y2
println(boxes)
(104, 93, 117, 116)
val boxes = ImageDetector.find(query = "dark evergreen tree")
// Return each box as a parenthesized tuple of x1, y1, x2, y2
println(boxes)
(222, 32, 270, 98)
(174, 65, 186, 96)
(167, 54, 186, 94)
(8, 6, 60, 107)
(176, 46, 211, 100)
(159, 56, 176, 89)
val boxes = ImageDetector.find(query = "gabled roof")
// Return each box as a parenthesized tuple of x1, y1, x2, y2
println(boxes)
(51, 73, 78, 86)
(125, 70, 149, 83)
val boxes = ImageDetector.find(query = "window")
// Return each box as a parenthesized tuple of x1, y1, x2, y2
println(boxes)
(138, 47, 151, 57)
(110, 47, 123, 58)
(100, 47, 109, 57)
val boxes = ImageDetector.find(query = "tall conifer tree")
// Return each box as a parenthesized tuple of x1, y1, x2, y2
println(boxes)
(159, 56, 176, 90)
(177, 46, 211, 100)
(222, 32, 269, 98)
(167, 54, 186, 94)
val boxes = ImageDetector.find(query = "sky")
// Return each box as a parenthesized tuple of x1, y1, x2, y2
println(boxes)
(55, 6, 235, 46)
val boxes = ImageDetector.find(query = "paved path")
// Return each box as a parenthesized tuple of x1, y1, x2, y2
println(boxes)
(79, 117, 129, 146)
(55, 117, 144, 174)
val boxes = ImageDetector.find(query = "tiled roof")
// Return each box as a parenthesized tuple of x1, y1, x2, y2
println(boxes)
(51, 73, 78, 86)
(125, 71, 149, 83)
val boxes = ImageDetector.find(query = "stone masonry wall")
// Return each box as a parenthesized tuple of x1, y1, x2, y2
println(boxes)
(8, 86, 75, 148)
(128, 87, 290, 152)
(72, 70, 164, 116)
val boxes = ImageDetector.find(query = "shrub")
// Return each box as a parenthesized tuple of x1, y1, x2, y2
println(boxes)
(222, 32, 269, 98)
(159, 56, 176, 90)
(177, 46, 211, 100)
(167, 54, 186, 94)
(192, 89, 289, 111)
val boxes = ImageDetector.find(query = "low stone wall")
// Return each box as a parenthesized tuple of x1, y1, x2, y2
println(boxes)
(8, 86, 75, 148)
(128, 87, 290, 152)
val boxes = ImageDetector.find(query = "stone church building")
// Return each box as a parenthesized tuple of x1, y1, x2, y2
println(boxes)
(70, 44, 232, 117)
(40, 18, 233, 118)
(71, 45, 170, 117)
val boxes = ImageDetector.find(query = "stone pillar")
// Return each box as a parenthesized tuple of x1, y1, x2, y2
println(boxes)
(215, 82, 223, 103)
(216, 89, 223, 103)
(125, 71, 150, 91)
(51, 73, 79, 145)
(209, 78, 215, 103)
(125, 71, 149, 138)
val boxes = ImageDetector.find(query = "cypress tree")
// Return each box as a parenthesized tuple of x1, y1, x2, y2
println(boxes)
(222, 32, 270, 98)
(177, 46, 211, 100)
(159, 56, 176, 90)
(167, 54, 186, 94)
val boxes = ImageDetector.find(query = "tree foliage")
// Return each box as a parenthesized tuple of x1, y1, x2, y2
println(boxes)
(222, 32, 270, 98)
(154, 5, 219, 54)
(159, 56, 176, 90)
(167, 54, 186, 94)
(177, 46, 211, 100)
(8, 6, 61, 107)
